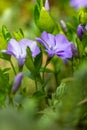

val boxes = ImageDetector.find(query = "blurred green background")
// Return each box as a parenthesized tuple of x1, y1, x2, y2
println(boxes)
(0, 0, 75, 38)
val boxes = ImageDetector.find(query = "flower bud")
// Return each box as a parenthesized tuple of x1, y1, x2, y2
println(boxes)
(45, 0, 50, 12)
(77, 24, 84, 40)
(60, 20, 67, 33)
(11, 73, 23, 94)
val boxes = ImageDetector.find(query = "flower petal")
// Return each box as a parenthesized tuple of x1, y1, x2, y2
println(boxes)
(8, 39, 22, 57)
(55, 34, 71, 51)
(70, 0, 87, 9)
(36, 37, 48, 49)
(41, 31, 55, 47)
(20, 38, 40, 58)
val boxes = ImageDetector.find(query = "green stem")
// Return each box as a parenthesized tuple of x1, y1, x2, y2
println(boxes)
(76, 38, 81, 64)
(42, 56, 51, 82)
(54, 72, 59, 87)
(10, 60, 16, 75)
(35, 78, 38, 91)
(71, 57, 74, 76)
(19, 65, 23, 72)
(42, 63, 47, 82)
(9, 94, 14, 105)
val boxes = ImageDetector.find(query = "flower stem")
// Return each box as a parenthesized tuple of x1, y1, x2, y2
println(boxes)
(35, 78, 38, 91)
(42, 63, 47, 82)
(71, 57, 74, 76)
(19, 66, 23, 72)
(10, 60, 17, 75)
(42, 56, 51, 82)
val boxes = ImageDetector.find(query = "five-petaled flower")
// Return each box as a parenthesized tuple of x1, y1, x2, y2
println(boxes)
(70, 0, 87, 9)
(2, 38, 40, 67)
(36, 31, 73, 61)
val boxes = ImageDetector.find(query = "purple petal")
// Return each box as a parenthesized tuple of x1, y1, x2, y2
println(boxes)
(36, 37, 49, 49)
(41, 31, 55, 47)
(7, 39, 22, 57)
(55, 34, 71, 51)
(28, 41, 40, 58)
(17, 56, 26, 67)
(20, 38, 40, 58)
(56, 45, 72, 59)
(2, 50, 15, 57)
(77, 24, 84, 40)
(45, 49, 55, 57)
(70, 0, 87, 9)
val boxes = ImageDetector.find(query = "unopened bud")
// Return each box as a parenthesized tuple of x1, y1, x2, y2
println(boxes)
(77, 24, 84, 40)
(60, 20, 67, 33)
(45, 0, 50, 12)
(11, 73, 23, 94)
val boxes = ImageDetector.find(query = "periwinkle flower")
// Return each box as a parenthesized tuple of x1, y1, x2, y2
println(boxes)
(2, 38, 40, 67)
(36, 31, 73, 61)
(77, 24, 84, 40)
(70, 0, 87, 9)
(11, 73, 23, 94)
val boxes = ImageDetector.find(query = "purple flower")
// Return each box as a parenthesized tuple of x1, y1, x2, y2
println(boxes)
(77, 24, 84, 40)
(11, 73, 23, 94)
(36, 31, 73, 61)
(2, 38, 40, 66)
(70, 0, 87, 9)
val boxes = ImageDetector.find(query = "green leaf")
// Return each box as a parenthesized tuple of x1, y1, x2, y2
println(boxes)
(13, 28, 24, 41)
(35, 7, 55, 32)
(24, 72, 35, 80)
(40, 67, 54, 73)
(56, 82, 66, 99)
(34, 52, 42, 73)
(2, 25, 12, 42)
(2, 68, 11, 73)
(25, 47, 36, 75)
(36, 0, 43, 9)
(0, 52, 11, 61)
(33, 91, 46, 101)
(34, 4, 40, 24)
(0, 68, 9, 106)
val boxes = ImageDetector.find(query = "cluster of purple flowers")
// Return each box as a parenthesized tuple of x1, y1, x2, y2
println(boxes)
(2, 31, 77, 67)
(36, 31, 74, 61)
